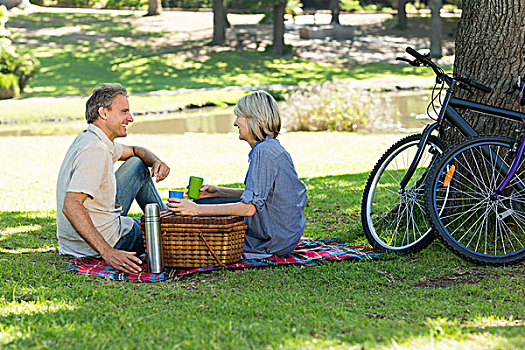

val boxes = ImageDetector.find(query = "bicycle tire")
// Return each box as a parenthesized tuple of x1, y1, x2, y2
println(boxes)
(361, 134, 447, 253)
(425, 136, 525, 266)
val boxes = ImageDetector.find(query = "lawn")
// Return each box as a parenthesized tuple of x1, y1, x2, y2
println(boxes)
(0, 10, 443, 125)
(8, 12, 434, 98)
(0, 132, 523, 349)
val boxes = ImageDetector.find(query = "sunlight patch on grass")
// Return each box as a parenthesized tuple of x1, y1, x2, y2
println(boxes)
(386, 332, 521, 350)
(467, 315, 524, 329)
(0, 133, 404, 212)
(0, 225, 42, 241)
(0, 325, 25, 346)
(0, 299, 76, 317)
(0, 247, 56, 254)
(282, 336, 360, 349)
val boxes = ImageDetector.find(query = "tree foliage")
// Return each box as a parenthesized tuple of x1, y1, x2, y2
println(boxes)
(0, 5, 39, 98)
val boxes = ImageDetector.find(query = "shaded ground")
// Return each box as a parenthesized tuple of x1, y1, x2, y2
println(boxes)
(15, 6, 458, 68)
(413, 264, 525, 288)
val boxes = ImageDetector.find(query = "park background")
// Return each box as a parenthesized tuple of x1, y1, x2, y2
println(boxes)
(0, 1, 523, 349)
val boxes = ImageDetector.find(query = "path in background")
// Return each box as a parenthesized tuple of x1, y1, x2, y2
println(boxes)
(20, 6, 457, 66)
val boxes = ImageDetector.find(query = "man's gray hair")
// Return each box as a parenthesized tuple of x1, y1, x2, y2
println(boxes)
(233, 90, 281, 142)
(85, 83, 128, 124)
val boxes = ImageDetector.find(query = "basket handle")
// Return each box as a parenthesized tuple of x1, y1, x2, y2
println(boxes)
(198, 233, 226, 267)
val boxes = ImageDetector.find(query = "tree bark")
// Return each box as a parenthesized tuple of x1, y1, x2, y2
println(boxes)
(146, 0, 162, 16)
(429, 0, 442, 58)
(397, 0, 407, 30)
(329, 0, 340, 25)
(273, 1, 286, 55)
(441, 0, 525, 145)
(212, 0, 226, 44)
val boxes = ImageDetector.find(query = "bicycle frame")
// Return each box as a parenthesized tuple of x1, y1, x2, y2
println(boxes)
(399, 82, 525, 191)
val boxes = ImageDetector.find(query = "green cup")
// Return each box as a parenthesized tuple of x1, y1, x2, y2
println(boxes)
(188, 176, 204, 199)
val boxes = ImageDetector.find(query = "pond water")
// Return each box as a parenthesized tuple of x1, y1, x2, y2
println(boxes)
(128, 107, 238, 135)
(128, 91, 434, 134)
(0, 91, 433, 137)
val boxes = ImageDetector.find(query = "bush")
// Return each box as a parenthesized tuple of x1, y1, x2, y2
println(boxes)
(0, 73, 19, 99)
(161, 0, 211, 9)
(281, 81, 398, 132)
(341, 0, 392, 12)
(340, 0, 361, 12)
(55, 0, 102, 7)
(14, 53, 40, 92)
(105, 0, 146, 9)
(0, 5, 39, 96)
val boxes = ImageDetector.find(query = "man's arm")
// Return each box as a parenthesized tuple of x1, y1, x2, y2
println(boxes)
(62, 192, 142, 273)
(120, 145, 170, 182)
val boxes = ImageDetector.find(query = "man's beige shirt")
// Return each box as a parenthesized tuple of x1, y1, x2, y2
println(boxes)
(56, 124, 134, 257)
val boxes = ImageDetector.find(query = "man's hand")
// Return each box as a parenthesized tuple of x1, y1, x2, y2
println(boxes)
(151, 161, 170, 182)
(167, 198, 200, 216)
(101, 247, 143, 273)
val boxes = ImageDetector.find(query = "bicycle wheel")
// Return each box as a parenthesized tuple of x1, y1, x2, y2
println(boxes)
(361, 134, 447, 253)
(426, 136, 525, 265)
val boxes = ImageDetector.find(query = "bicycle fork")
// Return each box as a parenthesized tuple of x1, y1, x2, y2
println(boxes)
(399, 83, 458, 191)
(493, 131, 525, 198)
(399, 123, 440, 190)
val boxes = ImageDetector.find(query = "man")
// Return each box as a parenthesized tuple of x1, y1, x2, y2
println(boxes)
(56, 83, 170, 273)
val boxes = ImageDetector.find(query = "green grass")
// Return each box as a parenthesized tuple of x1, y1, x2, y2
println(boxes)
(21, 41, 431, 97)
(0, 132, 523, 349)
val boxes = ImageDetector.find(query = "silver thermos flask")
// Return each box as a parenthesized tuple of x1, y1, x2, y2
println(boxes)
(144, 203, 164, 273)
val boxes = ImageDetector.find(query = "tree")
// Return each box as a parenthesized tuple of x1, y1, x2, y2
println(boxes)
(272, 1, 286, 55)
(329, 0, 340, 25)
(212, 0, 226, 44)
(146, 0, 162, 16)
(0, 5, 39, 98)
(441, 0, 525, 144)
(397, 0, 407, 30)
(227, 0, 286, 55)
(429, 0, 442, 58)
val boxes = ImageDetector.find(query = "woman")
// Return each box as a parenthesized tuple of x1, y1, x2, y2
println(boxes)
(167, 90, 307, 259)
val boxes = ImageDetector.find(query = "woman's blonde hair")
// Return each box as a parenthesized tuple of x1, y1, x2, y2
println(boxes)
(234, 90, 281, 142)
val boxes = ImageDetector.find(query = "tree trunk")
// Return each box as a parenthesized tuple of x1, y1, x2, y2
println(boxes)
(397, 0, 407, 30)
(429, 0, 442, 58)
(329, 0, 340, 25)
(212, 0, 226, 44)
(273, 2, 286, 55)
(441, 0, 525, 145)
(146, 0, 162, 16)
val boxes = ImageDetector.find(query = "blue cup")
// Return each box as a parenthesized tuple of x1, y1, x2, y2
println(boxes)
(169, 190, 184, 199)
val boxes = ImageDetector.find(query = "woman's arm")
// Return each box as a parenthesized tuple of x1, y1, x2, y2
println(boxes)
(198, 185, 244, 199)
(167, 198, 255, 217)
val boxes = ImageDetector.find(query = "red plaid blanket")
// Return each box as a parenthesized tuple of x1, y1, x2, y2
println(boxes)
(66, 238, 382, 283)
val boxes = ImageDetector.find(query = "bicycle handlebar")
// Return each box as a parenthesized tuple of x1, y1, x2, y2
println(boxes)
(468, 80, 492, 93)
(402, 46, 492, 93)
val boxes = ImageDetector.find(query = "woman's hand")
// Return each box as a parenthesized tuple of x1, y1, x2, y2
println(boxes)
(167, 198, 200, 216)
(197, 184, 218, 199)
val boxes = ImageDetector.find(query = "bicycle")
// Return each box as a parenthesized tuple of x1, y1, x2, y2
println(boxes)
(424, 86, 525, 266)
(361, 47, 525, 259)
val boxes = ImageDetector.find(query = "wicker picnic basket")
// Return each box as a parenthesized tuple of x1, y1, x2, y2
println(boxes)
(140, 210, 247, 268)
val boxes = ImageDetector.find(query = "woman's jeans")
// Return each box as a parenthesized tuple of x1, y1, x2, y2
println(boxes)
(113, 157, 165, 254)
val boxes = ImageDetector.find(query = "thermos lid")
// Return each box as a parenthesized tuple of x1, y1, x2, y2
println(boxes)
(145, 203, 160, 217)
